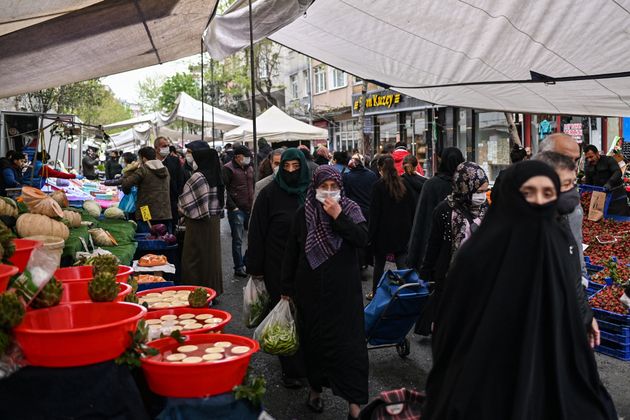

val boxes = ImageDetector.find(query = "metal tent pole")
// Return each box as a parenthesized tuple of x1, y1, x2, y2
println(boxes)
(211, 57, 216, 148)
(201, 39, 205, 141)
(248, 0, 258, 176)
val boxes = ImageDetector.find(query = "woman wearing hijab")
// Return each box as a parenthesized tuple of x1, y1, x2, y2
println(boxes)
(281, 165, 369, 419)
(425, 161, 617, 420)
(178, 141, 224, 296)
(247, 148, 310, 388)
(418, 162, 489, 331)
(367, 156, 416, 299)
(406, 147, 465, 272)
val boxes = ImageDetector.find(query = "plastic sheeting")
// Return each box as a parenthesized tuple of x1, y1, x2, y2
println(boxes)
(224, 105, 327, 142)
(159, 92, 250, 130)
(203, 0, 313, 61)
(106, 125, 151, 152)
(0, 0, 218, 98)
(269, 0, 630, 116)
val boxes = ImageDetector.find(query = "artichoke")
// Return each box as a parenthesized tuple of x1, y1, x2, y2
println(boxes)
(31, 277, 64, 309)
(88, 272, 119, 302)
(0, 291, 25, 329)
(188, 287, 209, 308)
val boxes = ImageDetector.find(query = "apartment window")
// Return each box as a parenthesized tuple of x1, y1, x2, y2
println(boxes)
(258, 55, 269, 79)
(354, 76, 363, 85)
(331, 68, 347, 89)
(302, 70, 310, 97)
(290, 74, 298, 99)
(314, 66, 327, 94)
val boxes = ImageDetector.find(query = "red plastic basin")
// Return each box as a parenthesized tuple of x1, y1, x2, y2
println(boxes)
(144, 308, 232, 335)
(8, 239, 43, 272)
(136, 286, 216, 311)
(0, 264, 19, 292)
(54, 265, 133, 283)
(14, 302, 147, 367)
(141, 334, 259, 398)
(60, 282, 132, 303)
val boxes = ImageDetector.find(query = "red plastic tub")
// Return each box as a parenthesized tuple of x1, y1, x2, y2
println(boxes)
(8, 238, 43, 272)
(136, 286, 216, 311)
(0, 264, 19, 292)
(14, 302, 146, 367)
(144, 308, 232, 336)
(60, 282, 132, 303)
(141, 334, 259, 398)
(54, 265, 133, 283)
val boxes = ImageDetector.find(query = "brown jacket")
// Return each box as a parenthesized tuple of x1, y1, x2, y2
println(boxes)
(121, 160, 171, 220)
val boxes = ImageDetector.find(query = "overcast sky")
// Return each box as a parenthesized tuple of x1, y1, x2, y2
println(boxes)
(102, 56, 198, 104)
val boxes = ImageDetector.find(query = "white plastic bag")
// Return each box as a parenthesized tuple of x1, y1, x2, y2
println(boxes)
(253, 299, 299, 356)
(243, 276, 270, 328)
(12, 246, 60, 305)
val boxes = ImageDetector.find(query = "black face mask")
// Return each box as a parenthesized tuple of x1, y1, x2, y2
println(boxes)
(556, 187, 580, 215)
(282, 169, 300, 187)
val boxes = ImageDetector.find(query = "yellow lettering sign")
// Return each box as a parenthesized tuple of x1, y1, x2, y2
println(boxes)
(366, 97, 373, 107)
(140, 205, 152, 222)
(394, 93, 401, 104)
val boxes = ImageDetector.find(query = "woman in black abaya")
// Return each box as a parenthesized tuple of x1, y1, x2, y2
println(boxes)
(281, 165, 369, 419)
(424, 161, 617, 420)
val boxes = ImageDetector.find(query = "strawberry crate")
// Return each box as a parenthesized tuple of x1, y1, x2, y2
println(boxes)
(589, 287, 630, 326)
(597, 319, 630, 338)
(595, 344, 630, 361)
(600, 330, 630, 345)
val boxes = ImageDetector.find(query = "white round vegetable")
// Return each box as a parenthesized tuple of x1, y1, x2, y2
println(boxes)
(83, 200, 101, 218)
(104, 206, 125, 219)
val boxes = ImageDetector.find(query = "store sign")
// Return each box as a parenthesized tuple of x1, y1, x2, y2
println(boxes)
(351, 89, 432, 117)
(563, 123, 583, 140)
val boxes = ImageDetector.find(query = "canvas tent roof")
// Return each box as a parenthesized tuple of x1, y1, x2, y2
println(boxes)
(103, 113, 160, 131)
(159, 92, 250, 130)
(106, 125, 151, 152)
(224, 105, 327, 142)
(0, 0, 218, 98)
(255, 0, 630, 117)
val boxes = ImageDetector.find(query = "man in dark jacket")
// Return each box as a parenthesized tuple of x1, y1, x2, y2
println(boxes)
(0, 151, 25, 195)
(82, 149, 100, 180)
(298, 145, 319, 179)
(105, 150, 123, 180)
(154, 136, 185, 224)
(256, 138, 273, 166)
(121, 147, 171, 231)
(584, 144, 628, 217)
(223, 145, 254, 277)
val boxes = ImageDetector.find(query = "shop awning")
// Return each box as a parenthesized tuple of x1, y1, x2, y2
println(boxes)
(224, 105, 328, 143)
(0, 0, 218, 98)
(267, 0, 630, 117)
(159, 92, 250, 131)
(102, 113, 160, 131)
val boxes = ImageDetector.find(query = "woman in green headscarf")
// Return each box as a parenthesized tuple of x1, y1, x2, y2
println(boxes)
(247, 147, 310, 388)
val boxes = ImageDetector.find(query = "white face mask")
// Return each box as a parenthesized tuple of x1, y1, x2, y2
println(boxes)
(241, 156, 251, 166)
(471, 192, 487, 206)
(159, 147, 169, 157)
(272, 166, 280, 177)
(316, 189, 341, 204)
(186, 155, 198, 170)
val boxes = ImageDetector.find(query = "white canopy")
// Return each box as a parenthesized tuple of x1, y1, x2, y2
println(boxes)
(102, 113, 160, 131)
(107, 126, 151, 153)
(0, 0, 218, 98)
(159, 92, 250, 130)
(224, 105, 327, 142)
(203, 0, 313, 60)
(268, 0, 630, 117)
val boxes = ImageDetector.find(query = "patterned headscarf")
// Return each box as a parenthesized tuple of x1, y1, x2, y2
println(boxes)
(305, 165, 365, 269)
(446, 162, 489, 259)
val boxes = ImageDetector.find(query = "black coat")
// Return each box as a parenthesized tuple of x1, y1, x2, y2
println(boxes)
(281, 207, 369, 404)
(343, 167, 378, 220)
(402, 172, 426, 208)
(406, 173, 453, 270)
(419, 201, 453, 287)
(105, 159, 122, 180)
(246, 181, 300, 301)
(585, 155, 623, 189)
(162, 155, 185, 221)
(369, 179, 416, 255)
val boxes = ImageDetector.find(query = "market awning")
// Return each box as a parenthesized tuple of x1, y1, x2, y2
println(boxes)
(0, 0, 218, 98)
(102, 113, 160, 131)
(224, 105, 327, 143)
(107, 126, 151, 152)
(159, 92, 250, 131)
(267, 0, 630, 117)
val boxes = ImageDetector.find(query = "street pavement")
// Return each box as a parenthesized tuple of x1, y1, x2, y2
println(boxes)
(211, 218, 630, 419)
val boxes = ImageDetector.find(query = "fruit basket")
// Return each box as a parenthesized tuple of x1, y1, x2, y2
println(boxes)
(144, 308, 232, 339)
(8, 238, 43, 272)
(0, 264, 19, 292)
(589, 286, 630, 326)
(14, 302, 146, 367)
(141, 333, 258, 398)
(136, 286, 216, 310)
(54, 265, 133, 284)
(61, 282, 132, 303)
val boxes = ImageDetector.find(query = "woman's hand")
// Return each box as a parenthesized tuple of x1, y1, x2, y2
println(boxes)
(323, 197, 342, 219)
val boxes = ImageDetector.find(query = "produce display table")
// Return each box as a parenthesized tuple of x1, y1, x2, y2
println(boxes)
(0, 361, 149, 420)
(61, 210, 138, 266)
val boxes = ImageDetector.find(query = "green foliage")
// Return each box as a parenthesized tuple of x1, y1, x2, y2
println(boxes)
(137, 76, 164, 113)
(233, 369, 266, 408)
(159, 72, 200, 112)
(116, 320, 159, 368)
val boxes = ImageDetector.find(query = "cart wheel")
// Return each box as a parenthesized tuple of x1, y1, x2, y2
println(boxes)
(396, 338, 410, 358)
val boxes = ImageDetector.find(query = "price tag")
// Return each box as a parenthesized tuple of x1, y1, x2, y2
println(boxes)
(140, 205, 152, 222)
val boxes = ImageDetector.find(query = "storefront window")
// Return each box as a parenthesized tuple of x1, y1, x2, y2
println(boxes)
(411, 111, 428, 172)
(457, 108, 469, 159)
(377, 114, 397, 147)
(333, 120, 359, 152)
(475, 112, 510, 182)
